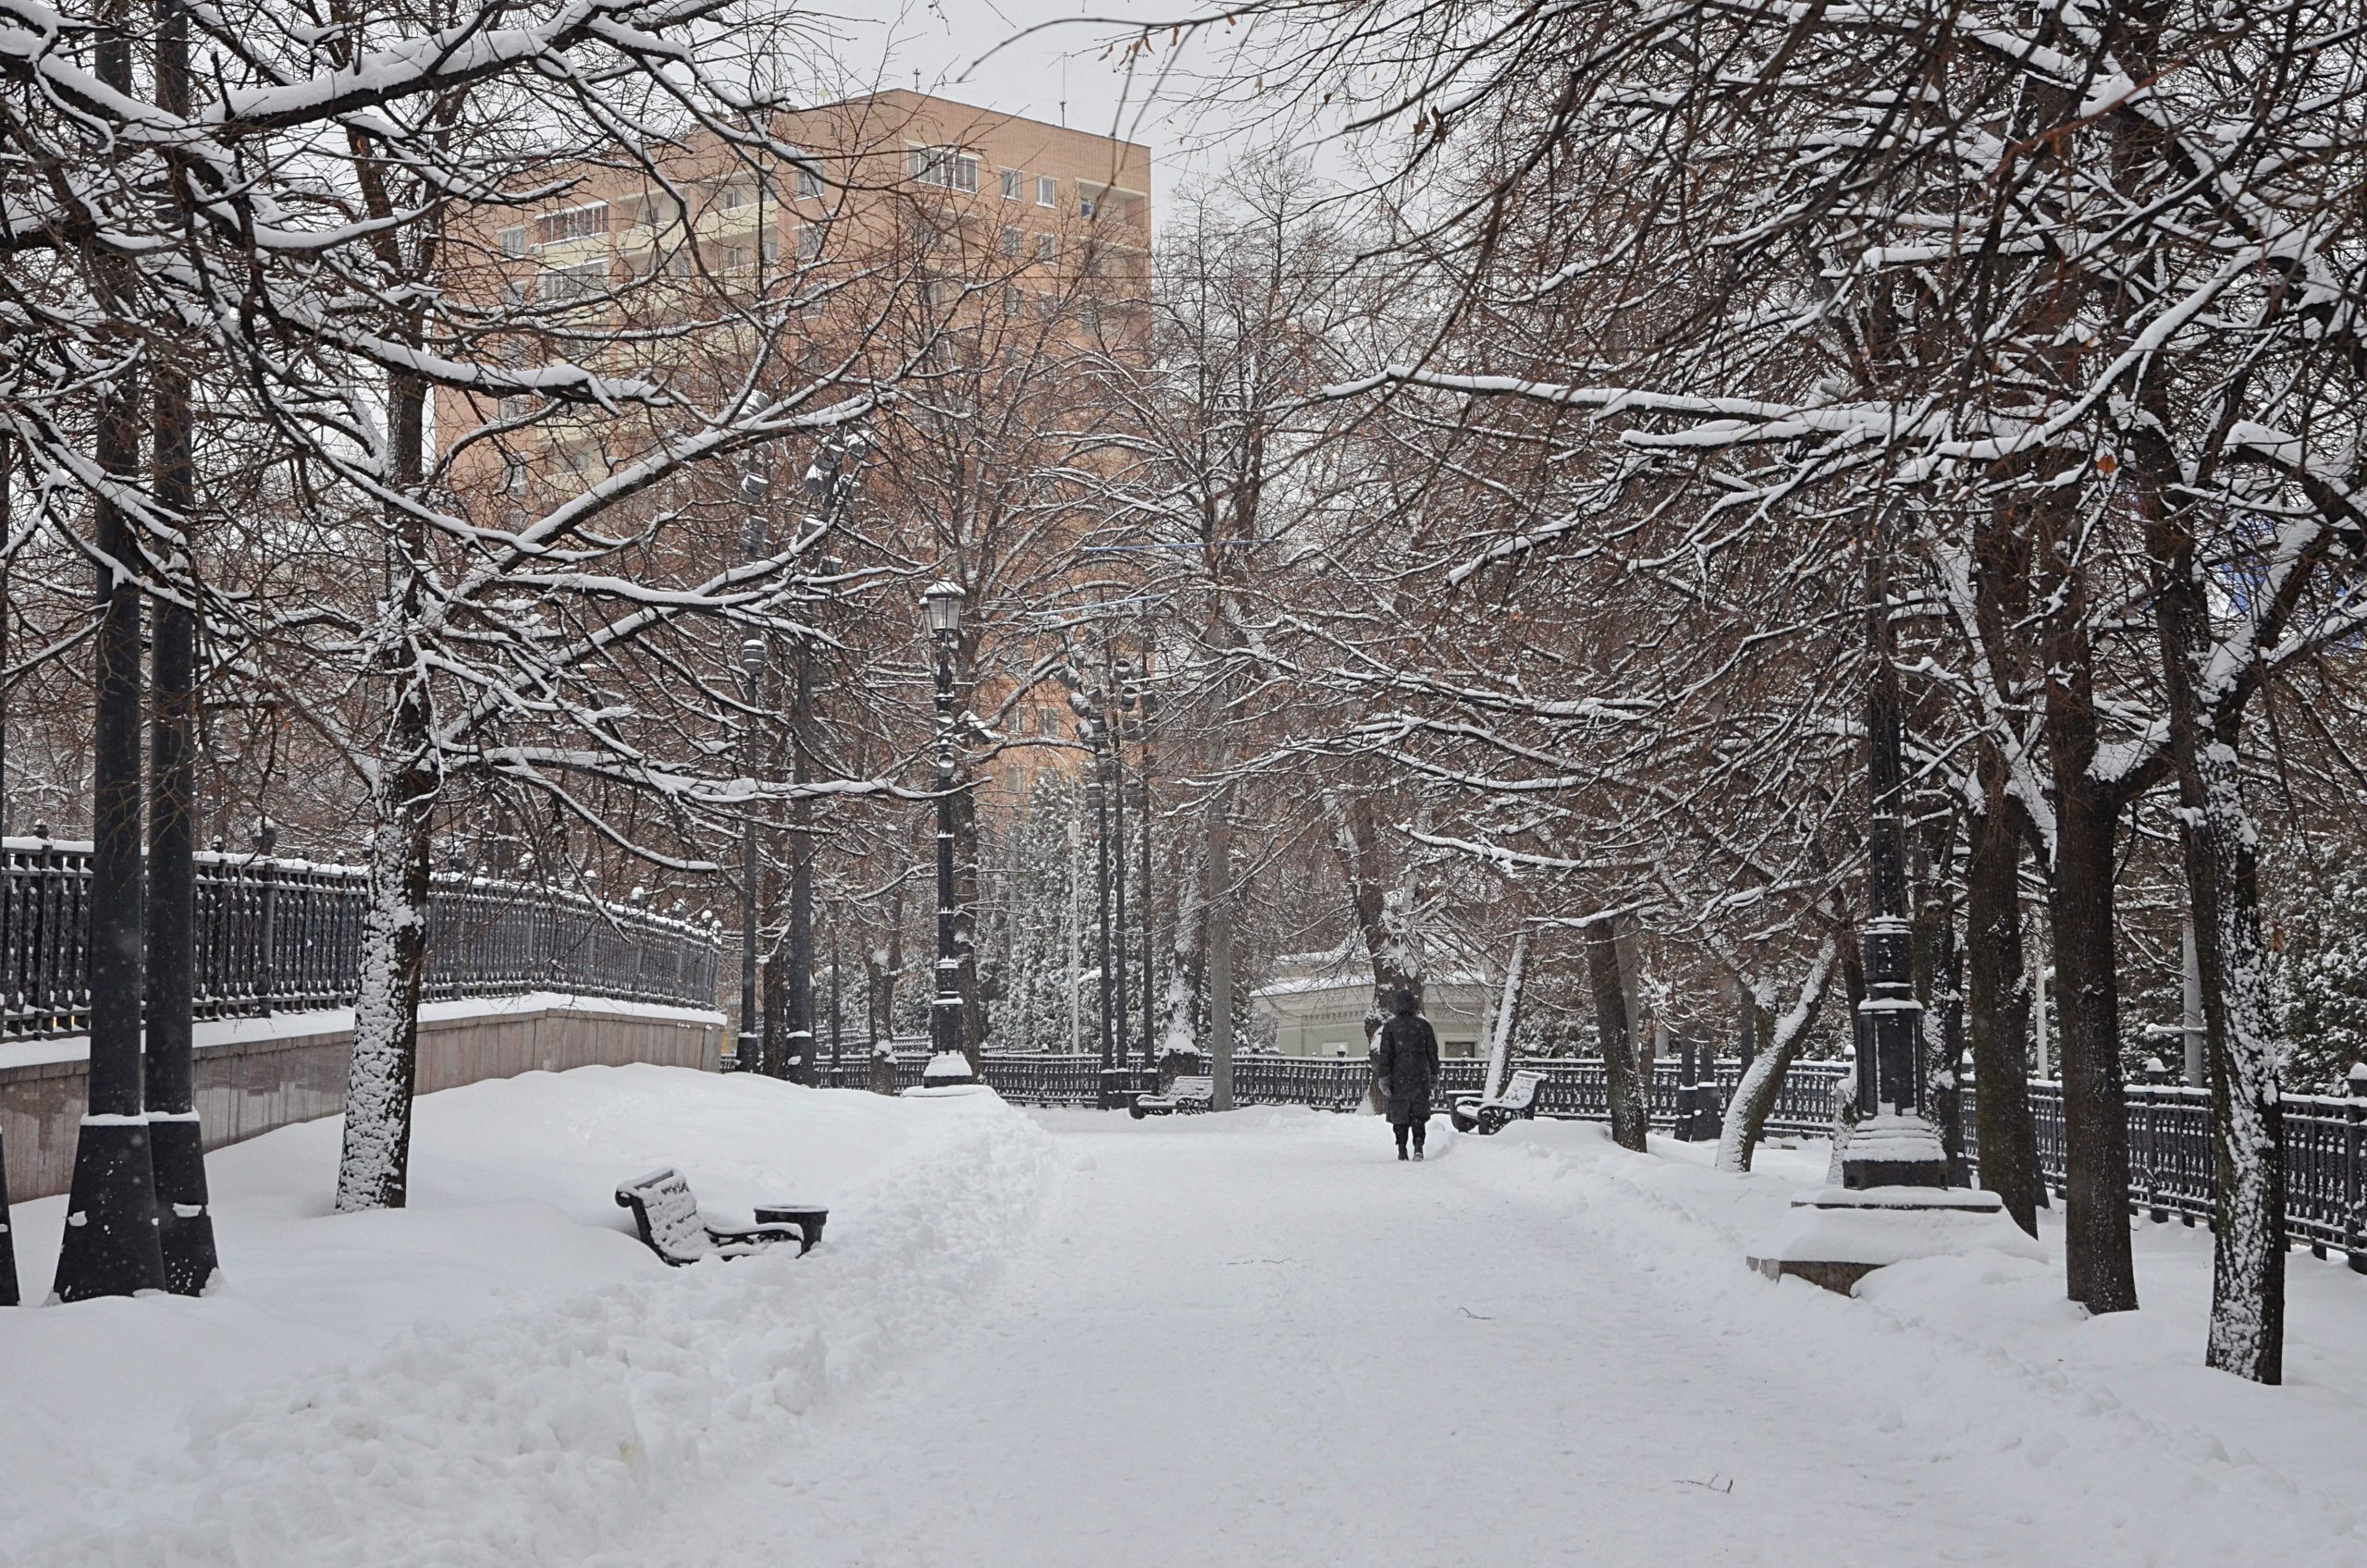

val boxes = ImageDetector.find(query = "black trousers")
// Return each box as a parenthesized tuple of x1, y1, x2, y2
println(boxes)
(1393, 1120, 1428, 1153)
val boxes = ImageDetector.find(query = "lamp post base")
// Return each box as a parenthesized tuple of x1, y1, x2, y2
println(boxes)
(1837, 1111, 1952, 1190)
(919, 1050, 977, 1087)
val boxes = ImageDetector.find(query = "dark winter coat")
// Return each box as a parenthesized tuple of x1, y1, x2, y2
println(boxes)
(1373, 1011, 1441, 1126)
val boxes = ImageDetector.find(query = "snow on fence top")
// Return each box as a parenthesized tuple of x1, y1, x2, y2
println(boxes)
(1, 839, 720, 1042)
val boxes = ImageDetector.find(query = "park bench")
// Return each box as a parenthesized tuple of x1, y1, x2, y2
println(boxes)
(1451, 1069, 1545, 1134)
(1131, 1074, 1215, 1120)
(614, 1168, 828, 1267)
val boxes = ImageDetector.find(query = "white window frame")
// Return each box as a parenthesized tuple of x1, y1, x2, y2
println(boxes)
(536, 259, 608, 304)
(909, 145, 980, 193)
(1036, 175, 1057, 207)
(1000, 168, 1024, 201)
(533, 202, 608, 247)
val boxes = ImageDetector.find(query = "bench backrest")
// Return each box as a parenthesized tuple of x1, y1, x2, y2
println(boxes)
(1171, 1075, 1214, 1099)
(619, 1168, 708, 1260)
(1502, 1070, 1544, 1109)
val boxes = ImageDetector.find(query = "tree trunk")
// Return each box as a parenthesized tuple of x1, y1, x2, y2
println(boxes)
(1588, 916, 1647, 1152)
(52, 94, 166, 1293)
(865, 876, 907, 1094)
(1714, 941, 1834, 1173)
(951, 777, 986, 1072)
(1928, 906, 1969, 1187)
(1481, 929, 1530, 1101)
(1206, 800, 1235, 1110)
(145, 249, 217, 1292)
(2049, 780, 2139, 1314)
(2153, 544, 2286, 1382)
(1965, 802, 2042, 1233)
(335, 370, 434, 1213)
(336, 776, 434, 1211)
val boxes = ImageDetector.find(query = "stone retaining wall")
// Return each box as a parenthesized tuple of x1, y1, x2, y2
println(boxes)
(1, 996, 723, 1201)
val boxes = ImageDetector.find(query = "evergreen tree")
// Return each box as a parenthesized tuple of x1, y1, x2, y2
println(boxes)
(2271, 852, 2367, 1094)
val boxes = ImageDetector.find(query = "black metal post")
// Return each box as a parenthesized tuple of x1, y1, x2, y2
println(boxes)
(738, 639, 765, 1074)
(54, 0, 165, 1303)
(921, 624, 975, 1085)
(146, 11, 217, 1286)
(1137, 704, 1156, 1074)
(1843, 524, 1948, 1190)
(1108, 672, 1129, 1096)
(828, 904, 843, 1087)
(786, 632, 815, 1083)
(1091, 761, 1114, 1106)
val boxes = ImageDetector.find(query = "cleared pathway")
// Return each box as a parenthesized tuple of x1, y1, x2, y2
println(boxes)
(628, 1109, 2271, 1568)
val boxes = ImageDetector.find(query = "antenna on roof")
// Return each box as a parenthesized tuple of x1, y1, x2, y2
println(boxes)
(1060, 63, 1069, 128)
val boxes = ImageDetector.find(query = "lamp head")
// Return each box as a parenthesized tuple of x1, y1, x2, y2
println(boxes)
(922, 578, 965, 637)
(740, 637, 767, 677)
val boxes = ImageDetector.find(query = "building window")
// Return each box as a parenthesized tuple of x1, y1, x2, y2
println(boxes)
(717, 181, 754, 211)
(1079, 195, 1097, 219)
(534, 202, 608, 246)
(1000, 225, 1022, 257)
(536, 259, 608, 303)
(796, 224, 826, 262)
(1000, 168, 1024, 201)
(497, 226, 528, 258)
(1033, 232, 1056, 263)
(909, 145, 980, 193)
(625, 192, 679, 230)
(500, 453, 530, 493)
(1001, 284, 1024, 315)
(1036, 175, 1057, 206)
(791, 153, 824, 201)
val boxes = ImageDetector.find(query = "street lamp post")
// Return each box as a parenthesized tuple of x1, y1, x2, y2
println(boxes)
(1840, 532, 1950, 1189)
(1127, 676, 1159, 1073)
(919, 580, 975, 1087)
(1086, 764, 1115, 1105)
(737, 634, 767, 1074)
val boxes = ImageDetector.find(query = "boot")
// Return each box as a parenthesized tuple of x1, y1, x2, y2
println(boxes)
(1397, 1146, 1409, 1161)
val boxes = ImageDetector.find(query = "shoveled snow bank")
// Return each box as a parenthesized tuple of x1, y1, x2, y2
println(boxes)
(0, 1066, 1053, 1567)
(1455, 1121, 2367, 1558)
(1753, 1186, 2048, 1268)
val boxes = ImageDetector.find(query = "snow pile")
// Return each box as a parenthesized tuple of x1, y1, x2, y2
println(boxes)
(1754, 1186, 2048, 1268)
(0, 1066, 1053, 1567)
(1453, 1119, 2367, 1558)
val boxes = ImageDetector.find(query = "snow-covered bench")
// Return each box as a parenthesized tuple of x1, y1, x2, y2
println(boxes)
(1451, 1069, 1545, 1134)
(1131, 1074, 1214, 1120)
(615, 1169, 824, 1266)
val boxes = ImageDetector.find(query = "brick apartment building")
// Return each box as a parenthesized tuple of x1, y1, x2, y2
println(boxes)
(440, 89, 1152, 496)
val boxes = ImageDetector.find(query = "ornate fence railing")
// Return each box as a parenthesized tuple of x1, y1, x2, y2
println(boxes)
(1, 836, 723, 1042)
(818, 1047, 1854, 1137)
(1965, 1079, 2367, 1264)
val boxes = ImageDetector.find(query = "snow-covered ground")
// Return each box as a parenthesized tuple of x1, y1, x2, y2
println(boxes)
(5, 1079, 2361, 1566)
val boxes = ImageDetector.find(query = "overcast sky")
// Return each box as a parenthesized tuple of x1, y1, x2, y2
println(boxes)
(817, 0, 1318, 218)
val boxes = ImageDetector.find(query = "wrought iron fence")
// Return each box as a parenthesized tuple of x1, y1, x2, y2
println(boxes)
(840, 1047, 1855, 1137)
(1965, 1078, 2367, 1266)
(2, 835, 722, 1041)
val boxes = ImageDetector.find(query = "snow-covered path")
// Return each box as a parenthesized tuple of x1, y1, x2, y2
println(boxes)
(625, 1109, 2316, 1568)
(10, 1079, 2358, 1567)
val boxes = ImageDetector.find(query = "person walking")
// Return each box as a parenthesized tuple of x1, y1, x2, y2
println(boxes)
(1373, 989, 1440, 1160)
